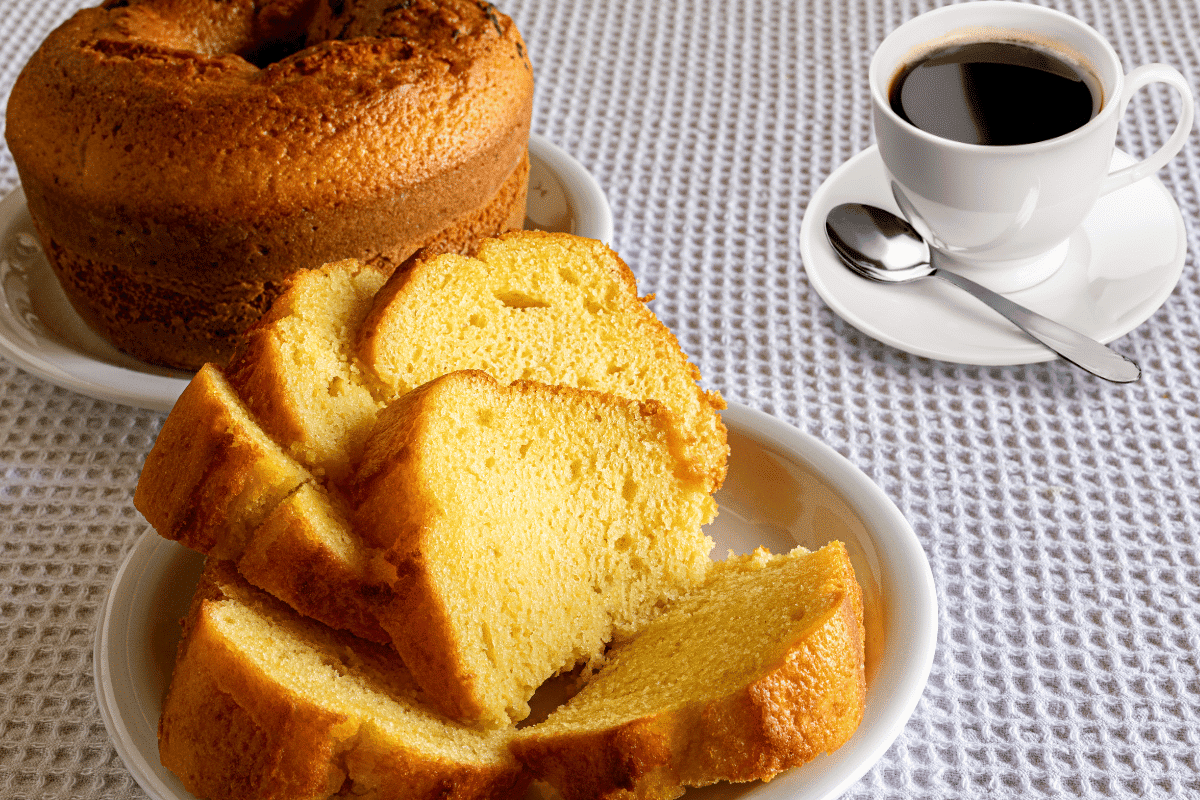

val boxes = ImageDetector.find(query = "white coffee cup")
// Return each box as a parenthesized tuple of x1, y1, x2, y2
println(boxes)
(870, 1, 1194, 292)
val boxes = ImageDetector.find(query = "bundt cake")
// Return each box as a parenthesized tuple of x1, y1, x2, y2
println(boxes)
(159, 558, 530, 800)
(4, 0, 533, 370)
(352, 370, 717, 727)
(512, 542, 867, 800)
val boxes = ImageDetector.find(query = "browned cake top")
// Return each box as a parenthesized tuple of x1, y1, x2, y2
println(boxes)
(4, 0, 533, 219)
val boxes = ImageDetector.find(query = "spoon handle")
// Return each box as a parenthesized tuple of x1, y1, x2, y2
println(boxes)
(929, 269, 1141, 383)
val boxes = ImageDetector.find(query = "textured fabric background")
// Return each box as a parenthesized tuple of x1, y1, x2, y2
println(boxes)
(2, 0, 1199, 798)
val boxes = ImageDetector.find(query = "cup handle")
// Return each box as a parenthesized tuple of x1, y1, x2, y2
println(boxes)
(1101, 64, 1195, 195)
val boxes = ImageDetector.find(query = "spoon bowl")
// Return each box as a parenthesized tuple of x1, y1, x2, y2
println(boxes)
(826, 204, 933, 280)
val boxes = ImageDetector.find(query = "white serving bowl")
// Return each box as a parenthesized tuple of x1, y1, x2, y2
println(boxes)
(96, 402, 936, 800)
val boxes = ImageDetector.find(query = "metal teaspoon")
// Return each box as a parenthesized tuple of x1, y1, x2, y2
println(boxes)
(824, 203, 1141, 384)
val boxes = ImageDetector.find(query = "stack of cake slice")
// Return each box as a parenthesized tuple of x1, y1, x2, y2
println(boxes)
(135, 231, 866, 800)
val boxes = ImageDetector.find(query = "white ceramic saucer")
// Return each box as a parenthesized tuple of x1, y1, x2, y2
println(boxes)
(800, 145, 1186, 366)
(95, 403, 937, 800)
(0, 133, 613, 412)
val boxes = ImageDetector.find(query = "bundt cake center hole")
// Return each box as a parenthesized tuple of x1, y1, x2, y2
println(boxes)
(237, 32, 311, 68)
(229, 0, 324, 68)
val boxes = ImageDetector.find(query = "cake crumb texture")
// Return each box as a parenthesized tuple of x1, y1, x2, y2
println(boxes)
(135, 232, 731, 727)
(359, 231, 728, 490)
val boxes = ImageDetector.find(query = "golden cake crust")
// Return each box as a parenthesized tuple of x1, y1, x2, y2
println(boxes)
(5, 0, 534, 369)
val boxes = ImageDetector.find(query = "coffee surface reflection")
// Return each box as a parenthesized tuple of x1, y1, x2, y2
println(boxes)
(889, 40, 1097, 145)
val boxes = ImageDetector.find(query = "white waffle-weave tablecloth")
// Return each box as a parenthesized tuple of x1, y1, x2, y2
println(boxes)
(2, 1, 1199, 798)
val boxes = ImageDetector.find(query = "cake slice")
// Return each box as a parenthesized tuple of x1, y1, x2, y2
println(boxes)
(224, 258, 390, 484)
(159, 559, 531, 800)
(358, 231, 728, 491)
(353, 370, 718, 728)
(511, 542, 866, 800)
(133, 363, 312, 559)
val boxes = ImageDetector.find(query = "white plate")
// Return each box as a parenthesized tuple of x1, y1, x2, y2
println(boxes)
(800, 144, 1186, 366)
(95, 402, 937, 800)
(0, 133, 613, 412)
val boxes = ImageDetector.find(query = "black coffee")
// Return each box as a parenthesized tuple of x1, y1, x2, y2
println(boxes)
(889, 40, 1097, 145)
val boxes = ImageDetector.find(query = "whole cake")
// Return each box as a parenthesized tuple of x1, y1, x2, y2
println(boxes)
(4, 0, 534, 370)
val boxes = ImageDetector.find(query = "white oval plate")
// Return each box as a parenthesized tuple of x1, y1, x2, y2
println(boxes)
(801, 145, 1185, 366)
(96, 403, 937, 800)
(0, 133, 613, 412)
